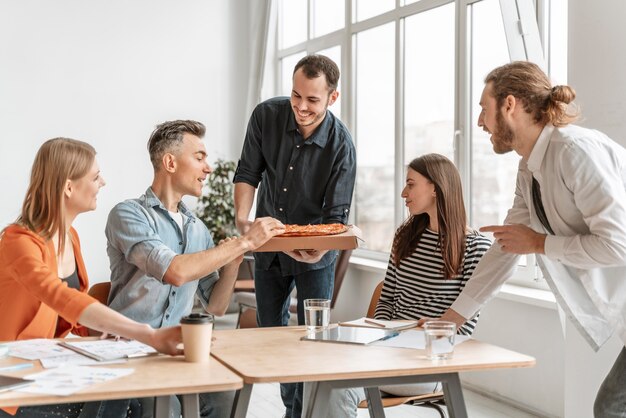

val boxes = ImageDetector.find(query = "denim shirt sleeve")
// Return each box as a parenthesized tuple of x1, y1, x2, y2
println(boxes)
(234, 105, 266, 187)
(322, 135, 357, 224)
(105, 201, 177, 281)
(195, 270, 220, 308)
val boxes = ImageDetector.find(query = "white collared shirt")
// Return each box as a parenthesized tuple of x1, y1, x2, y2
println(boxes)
(452, 124, 626, 350)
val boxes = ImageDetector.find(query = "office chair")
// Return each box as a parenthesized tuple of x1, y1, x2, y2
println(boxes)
(357, 280, 447, 417)
(86, 282, 112, 337)
(234, 249, 353, 328)
(88, 281, 111, 305)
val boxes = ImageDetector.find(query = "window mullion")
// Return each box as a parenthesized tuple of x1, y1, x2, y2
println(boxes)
(456, 0, 472, 218)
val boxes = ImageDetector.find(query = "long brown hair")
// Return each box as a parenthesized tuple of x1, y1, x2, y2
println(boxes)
(485, 61, 579, 127)
(17, 138, 96, 254)
(392, 154, 467, 279)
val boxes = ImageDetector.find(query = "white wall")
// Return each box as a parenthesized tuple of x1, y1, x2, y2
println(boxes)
(0, 0, 251, 282)
(563, 0, 626, 416)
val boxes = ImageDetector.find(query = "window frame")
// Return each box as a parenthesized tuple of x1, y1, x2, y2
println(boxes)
(273, 0, 558, 285)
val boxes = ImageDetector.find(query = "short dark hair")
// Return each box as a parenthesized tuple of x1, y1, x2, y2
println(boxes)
(293, 54, 340, 92)
(147, 120, 206, 170)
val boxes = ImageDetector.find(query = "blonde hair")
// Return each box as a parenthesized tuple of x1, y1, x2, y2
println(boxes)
(485, 61, 579, 127)
(17, 138, 96, 253)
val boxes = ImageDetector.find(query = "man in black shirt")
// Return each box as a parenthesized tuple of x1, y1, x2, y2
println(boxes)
(233, 54, 356, 418)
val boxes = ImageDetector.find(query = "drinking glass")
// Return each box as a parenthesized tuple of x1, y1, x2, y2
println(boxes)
(424, 321, 456, 360)
(304, 299, 331, 332)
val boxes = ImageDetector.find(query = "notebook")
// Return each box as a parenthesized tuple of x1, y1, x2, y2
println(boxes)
(300, 326, 399, 345)
(0, 374, 33, 393)
(58, 339, 158, 362)
(338, 317, 418, 331)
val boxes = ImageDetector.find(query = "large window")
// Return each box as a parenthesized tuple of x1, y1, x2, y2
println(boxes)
(355, 23, 395, 252)
(274, 0, 566, 284)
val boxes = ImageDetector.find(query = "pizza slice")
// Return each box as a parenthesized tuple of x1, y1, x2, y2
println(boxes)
(277, 223, 349, 237)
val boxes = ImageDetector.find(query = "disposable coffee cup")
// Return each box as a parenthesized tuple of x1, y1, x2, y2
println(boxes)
(180, 313, 213, 363)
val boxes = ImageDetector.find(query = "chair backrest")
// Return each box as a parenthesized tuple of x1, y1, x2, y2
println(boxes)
(330, 249, 352, 308)
(88, 282, 111, 305)
(366, 281, 384, 318)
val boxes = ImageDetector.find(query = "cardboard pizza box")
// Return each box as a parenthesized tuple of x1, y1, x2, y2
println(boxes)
(254, 225, 364, 252)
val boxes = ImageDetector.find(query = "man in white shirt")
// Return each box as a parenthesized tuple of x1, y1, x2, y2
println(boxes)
(429, 61, 626, 417)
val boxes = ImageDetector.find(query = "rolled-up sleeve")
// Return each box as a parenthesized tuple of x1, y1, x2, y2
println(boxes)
(234, 106, 266, 187)
(195, 271, 220, 308)
(106, 201, 176, 281)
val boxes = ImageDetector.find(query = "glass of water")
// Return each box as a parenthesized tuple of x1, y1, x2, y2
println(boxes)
(424, 321, 456, 360)
(304, 299, 331, 332)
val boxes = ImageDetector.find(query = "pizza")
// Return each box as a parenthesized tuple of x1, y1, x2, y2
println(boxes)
(277, 223, 349, 237)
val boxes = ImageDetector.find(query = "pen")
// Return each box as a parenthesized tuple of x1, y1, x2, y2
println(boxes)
(379, 332, 400, 341)
(0, 363, 34, 372)
(364, 318, 387, 328)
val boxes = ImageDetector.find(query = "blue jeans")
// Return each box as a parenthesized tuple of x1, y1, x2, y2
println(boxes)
(594, 346, 626, 417)
(255, 258, 336, 418)
(0, 400, 139, 418)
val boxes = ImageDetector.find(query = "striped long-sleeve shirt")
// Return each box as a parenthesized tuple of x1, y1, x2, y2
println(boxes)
(374, 229, 491, 336)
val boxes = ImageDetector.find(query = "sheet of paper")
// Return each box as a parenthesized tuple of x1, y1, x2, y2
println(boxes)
(6, 339, 75, 360)
(18, 366, 134, 396)
(371, 329, 470, 349)
(61, 339, 157, 361)
(39, 353, 126, 369)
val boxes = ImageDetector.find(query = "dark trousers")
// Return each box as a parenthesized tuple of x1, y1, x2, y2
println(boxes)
(594, 346, 626, 417)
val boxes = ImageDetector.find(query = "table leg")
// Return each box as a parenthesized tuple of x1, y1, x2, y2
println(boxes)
(155, 396, 173, 418)
(181, 394, 200, 418)
(364, 387, 386, 418)
(441, 373, 468, 418)
(301, 381, 318, 418)
(231, 383, 253, 418)
(302, 381, 333, 418)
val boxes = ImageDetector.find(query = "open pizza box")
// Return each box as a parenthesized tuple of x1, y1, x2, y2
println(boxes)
(254, 225, 364, 252)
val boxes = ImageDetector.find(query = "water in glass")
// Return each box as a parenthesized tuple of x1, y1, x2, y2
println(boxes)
(303, 298, 330, 332)
(424, 321, 456, 360)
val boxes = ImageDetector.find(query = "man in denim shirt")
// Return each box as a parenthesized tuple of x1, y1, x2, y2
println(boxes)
(233, 55, 356, 418)
(106, 120, 284, 418)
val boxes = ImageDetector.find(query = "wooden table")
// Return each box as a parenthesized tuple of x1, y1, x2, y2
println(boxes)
(0, 354, 242, 418)
(211, 326, 535, 418)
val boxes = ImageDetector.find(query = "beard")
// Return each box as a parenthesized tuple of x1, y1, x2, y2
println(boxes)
(293, 95, 331, 128)
(491, 109, 515, 154)
(298, 108, 327, 127)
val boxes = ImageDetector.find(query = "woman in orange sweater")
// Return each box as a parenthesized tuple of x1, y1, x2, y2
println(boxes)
(0, 138, 183, 417)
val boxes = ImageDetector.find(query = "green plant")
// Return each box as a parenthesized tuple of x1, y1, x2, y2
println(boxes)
(195, 159, 238, 243)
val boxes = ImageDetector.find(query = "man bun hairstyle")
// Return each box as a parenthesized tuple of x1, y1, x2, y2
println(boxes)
(485, 61, 579, 127)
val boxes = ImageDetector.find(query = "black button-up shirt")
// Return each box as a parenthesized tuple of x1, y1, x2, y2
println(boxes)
(234, 97, 357, 275)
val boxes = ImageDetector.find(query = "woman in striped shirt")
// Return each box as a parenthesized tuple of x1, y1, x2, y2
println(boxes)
(324, 153, 491, 417)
